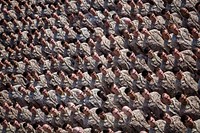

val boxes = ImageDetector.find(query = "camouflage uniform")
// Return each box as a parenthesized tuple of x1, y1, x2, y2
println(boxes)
(157, 71, 177, 97)
(179, 96, 200, 120)
(164, 115, 186, 133)
(175, 72, 198, 96)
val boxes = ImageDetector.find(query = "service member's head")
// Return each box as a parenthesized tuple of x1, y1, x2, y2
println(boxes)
(181, 115, 194, 128)
(96, 108, 106, 119)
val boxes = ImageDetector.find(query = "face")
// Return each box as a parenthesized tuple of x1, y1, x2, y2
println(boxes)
(75, 40, 81, 47)
(77, 70, 83, 77)
(117, 1, 123, 8)
(180, 8, 189, 17)
(163, 113, 171, 122)
(145, 72, 152, 81)
(112, 108, 121, 118)
(88, 38, 95, 47)
(148, 117, 156, 127)
(175, 71, 182, 79)
(84, 87, 91, 95)
(142, 89, 150, 99)
(78, 12, 85, 19)
(27, 123, 33, 130)
(14, 120, 20, 127)
(91, 72, 97, 79)
(156, 68, 164, 78)
(68, 103, 76, 110)
(51, 108, 58, 116)
(162, 93, 171, 104)
(164, 11, 170, 19)
(55, 86, 63, 94)
(113, 15, 120, 22)
(170, 24, 178, 33)
(78, 91, 85, 99)
(31, 106, 37, 113)
(136, 14, 143, 22)
(98, 111, 106, 119)
(15, 103, 22, 111)
(133, 30, 139, 37)
(92, 52, 100, 60)
(46, 70, 52, 77)
(108, 34, 115, 41)
(150, 14, 156, 20)
(3, 103, 10, 110)
(19, 87, 26, 94)
(42, 89, 49, 97)
(42, 106, 49, 113)
(184, 116, 194, 128)
(52, 26, 57, 33)
(107, 53, 113, 61)
(64, 87, 71, 95)
(161, 52, 168, 61)
(123, 30, 129, 38)
(71, 73, 78, 80)
(191, 28, 199, 37)
(59, 71, 65, 78)
(179, 94, 187, 105)
(89, 7, 96, 15)
(114, 68, 120, 76)
(82, 106, 90, 115)
(130, 53, 136, 61)
(29, 85, 35, 92)
(65, 124, 73, 132)
(103, 9, 109, 16)
(2, 120, 8, 127)
(100, 65, 107, 74)
(195, 48, 200, 58)
(98, 91, 107, 100)
(130, 69, 138, 79)
(122, 106, 132, 116)
(111, 84, 120, 94)
(128, 91, 136, 100)
(173, 49, 181, 58)
(137, 0, 143, 7)
(114, 48, 120, 56)
(23, 57, 29, 64)
(162, 29, 170, 38)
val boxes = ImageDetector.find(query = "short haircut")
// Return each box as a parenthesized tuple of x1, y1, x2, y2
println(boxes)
(39, 88, 44, 94)
(124, 87, 131, 94)
(161, 9, 169, 15)
(87, 69, 94, 75)
(145, 115, 151, 122)
(112, 13, 117, 19)
(79, 105, 85, 113)
(175, 92, 182, 101)
(172, 67, 181, 74)
(142, 69, 149, 78)
(97, 90, 103, 97)
(143, 47, 150, 54)
(181, 114, 189, 124)
(97, 63, 104, 71)
(128, 68, 134, 75)
(160, 112, 166, 119)
(126, 51, 132, 57)
(103, 129, 110, 133)
(96, 108, 104, 115)
(81, 86, 87, 92)
(111, 66, 118, 72)
(139, 89, 145, 95)
(56, 104, 61, 110)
